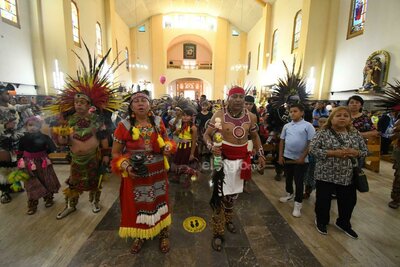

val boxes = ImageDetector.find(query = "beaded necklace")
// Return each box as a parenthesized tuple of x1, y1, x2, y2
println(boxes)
(135, 122, 154, 150)
(227, 107, 243, 118)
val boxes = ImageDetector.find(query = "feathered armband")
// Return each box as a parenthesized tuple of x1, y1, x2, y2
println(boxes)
(111, 154, 131, 177)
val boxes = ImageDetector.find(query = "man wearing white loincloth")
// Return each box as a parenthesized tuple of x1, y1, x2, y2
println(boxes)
(203, 86, 265, 251)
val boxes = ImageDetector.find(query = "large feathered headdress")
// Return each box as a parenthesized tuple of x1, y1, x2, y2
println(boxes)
(156, 94, 173, 111)
(174, 96, 198, 116)
(270, 57, 309, 108)
(375, 79, 400, 112)
(47, 41, 124, 114)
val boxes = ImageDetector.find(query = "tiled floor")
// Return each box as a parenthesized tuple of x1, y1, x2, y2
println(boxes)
(69, 169, 321, 266)
(2, 160, 399, 266)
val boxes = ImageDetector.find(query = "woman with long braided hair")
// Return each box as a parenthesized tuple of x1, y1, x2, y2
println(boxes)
(111, 91, 174, 254)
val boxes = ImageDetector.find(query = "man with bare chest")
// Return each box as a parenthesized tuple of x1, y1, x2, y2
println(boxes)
(203, 86, 266, 251)
(55, 94, 110, 219)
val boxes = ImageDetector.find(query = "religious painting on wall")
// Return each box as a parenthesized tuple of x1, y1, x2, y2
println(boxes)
(361, 50, 390, 93)
(183, 43, 196, 59)
(347, 0, 368, 39)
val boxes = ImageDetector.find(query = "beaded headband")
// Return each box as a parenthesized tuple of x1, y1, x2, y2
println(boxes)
(130, 92, 150, 102)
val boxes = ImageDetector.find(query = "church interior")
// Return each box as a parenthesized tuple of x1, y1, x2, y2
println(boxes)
(0, 0, 400, 266)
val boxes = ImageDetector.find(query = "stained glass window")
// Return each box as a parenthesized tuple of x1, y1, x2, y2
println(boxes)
(1, 0, 20, 28)
(347, 0, 367, 39)
(292, 10, 302, 53)
(271, 29, 278, 63)
(96, 22, 102, 56)
(71, 1, 80, 46)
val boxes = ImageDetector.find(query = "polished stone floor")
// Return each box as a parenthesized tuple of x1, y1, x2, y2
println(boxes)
(69, 169, 320, 267)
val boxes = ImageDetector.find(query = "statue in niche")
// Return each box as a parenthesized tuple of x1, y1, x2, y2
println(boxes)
(361, 50, 390, 93)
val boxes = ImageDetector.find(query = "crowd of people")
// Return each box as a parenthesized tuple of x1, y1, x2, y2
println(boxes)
(1, 78, 399, 253)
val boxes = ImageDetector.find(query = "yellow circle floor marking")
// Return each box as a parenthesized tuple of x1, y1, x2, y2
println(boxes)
(183, 216, 206, 233)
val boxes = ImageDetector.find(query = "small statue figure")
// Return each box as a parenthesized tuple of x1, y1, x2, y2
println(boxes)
(362, 60, 373, 90)
(213, 131, 223, 171)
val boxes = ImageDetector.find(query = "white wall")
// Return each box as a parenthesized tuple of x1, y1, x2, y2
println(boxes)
(0, 0, 36, 94)
(246, 17, 266, 88)
(226, 26, 243, 85)
(114, 12, 132, 87)
(130, 21, 152, 86)
(261, 0, 303, 87)
(330, 0, 400, 98)
(73, 0, 107, 58)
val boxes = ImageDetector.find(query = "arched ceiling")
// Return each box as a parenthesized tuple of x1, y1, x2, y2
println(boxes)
(115, 0, 275, 33)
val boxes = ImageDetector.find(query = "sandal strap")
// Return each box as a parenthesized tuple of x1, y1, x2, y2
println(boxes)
(130, 239, 144, 254)
(159, 237, 170, 253)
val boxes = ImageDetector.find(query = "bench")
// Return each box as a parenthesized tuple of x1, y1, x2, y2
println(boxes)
(365, 136, 381, 173)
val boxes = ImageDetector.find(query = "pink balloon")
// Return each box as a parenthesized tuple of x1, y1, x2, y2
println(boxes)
(159, 75, 166, 85)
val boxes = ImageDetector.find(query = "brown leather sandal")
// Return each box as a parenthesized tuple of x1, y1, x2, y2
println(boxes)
(130, 238, 145, 254)
(159, 237, 170, 253)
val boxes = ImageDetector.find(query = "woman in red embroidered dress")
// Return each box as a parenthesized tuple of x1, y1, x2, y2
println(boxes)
(111, 92, 173, 254)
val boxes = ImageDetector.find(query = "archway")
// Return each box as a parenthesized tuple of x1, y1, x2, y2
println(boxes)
(167, 34, 212, 70)
(167, 78, 212, 100)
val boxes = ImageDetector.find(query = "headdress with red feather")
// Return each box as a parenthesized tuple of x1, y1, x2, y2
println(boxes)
(47, 41, 123, 115)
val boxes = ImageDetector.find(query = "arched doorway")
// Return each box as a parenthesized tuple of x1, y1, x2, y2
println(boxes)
(167, 78, 211, 100)
(167, 35, 212, 70)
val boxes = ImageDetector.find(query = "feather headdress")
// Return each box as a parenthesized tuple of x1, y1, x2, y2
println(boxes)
(156, 94, 173, 111)
(174, 96, 198, 116)
(375, 79, 400, 112)
(270, 57, 309, 108)
(47, 41, 124, 114)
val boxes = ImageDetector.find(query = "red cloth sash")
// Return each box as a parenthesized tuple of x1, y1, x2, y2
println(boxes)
(222, 143, 251, 180)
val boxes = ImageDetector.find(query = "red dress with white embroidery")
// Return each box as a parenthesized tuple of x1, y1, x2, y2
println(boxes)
(113, 120, 171, 239)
